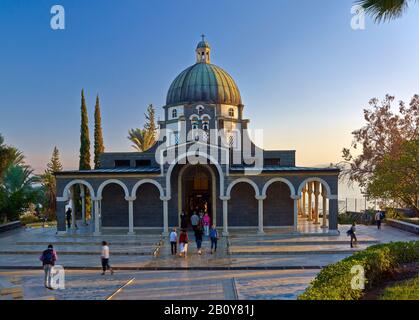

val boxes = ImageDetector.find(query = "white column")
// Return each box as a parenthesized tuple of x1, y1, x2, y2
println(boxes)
(291, 195, 300, 232)
(256, 196, 265, 235)
(80, 186, 86, 225)
(307, 183, 313, 221)
(93, 198, 101, 236)
(302, 187, 306, 217)
(70, 187, 76, 229)
(314, 181, 320, 225)
(126, 196, 135, 235)
(161, 197, 169, 236)
(322, 187, 328, 228)
(220, 196, 230, 236)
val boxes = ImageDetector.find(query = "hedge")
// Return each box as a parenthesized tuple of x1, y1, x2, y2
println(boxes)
(298, 241, 419, 300)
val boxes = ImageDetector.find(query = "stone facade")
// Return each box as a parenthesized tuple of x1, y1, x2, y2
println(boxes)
(54, 38, 340, 236)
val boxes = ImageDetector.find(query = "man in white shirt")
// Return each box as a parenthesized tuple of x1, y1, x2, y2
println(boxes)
(101, 241, 114, 275)
(169, 228, 178, 255)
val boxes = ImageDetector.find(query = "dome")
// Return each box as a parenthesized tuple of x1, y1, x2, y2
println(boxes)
(166, 39, 242, 106)
(196, 40, 210, 49)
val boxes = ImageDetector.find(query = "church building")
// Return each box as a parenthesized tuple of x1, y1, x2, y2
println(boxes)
(55, 38, 340, 236)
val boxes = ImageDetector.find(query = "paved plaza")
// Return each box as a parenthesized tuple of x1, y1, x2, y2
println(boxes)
(0, 221, 417, 299)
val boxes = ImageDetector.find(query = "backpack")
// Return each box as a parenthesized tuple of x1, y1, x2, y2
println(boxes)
(346, 229, 353, 236)
(42, 249, 54, 264)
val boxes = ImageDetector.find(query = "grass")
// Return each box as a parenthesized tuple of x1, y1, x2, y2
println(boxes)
(380, 275, 419, 300)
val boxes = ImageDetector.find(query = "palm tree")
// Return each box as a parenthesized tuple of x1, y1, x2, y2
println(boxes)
(0, 165, 40, 221)
(128, 128, 155, 152)
(357, 0, 416, 22)
(0, 133, 25, 179)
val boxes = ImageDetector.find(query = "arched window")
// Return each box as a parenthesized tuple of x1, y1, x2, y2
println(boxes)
(228, 108, 235, 117)
(191, 116, 199, 130)
(172, 109, 177, 119)
(202, 116, 209, 131)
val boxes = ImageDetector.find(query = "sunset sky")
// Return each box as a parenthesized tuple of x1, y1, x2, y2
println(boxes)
(1, 0, 418, 198)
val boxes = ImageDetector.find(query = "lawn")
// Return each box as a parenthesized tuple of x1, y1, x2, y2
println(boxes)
(380, 275, 419, 300)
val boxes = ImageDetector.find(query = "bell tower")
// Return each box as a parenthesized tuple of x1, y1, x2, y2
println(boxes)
(196, 34, 211, 64)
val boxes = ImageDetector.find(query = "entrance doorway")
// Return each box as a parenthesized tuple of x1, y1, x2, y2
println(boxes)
(182, 165, 213, 228)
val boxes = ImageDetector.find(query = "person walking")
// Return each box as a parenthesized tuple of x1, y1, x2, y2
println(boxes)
(203, 213, 211, 236)
(194, 226, 203, 255)
(190, 211, 200, 232)
(66, 207, 72, 230)
(209, 224, 219, 254)
(169, 228, 178, 255)
(180, 211, 188, 230)
(179, 229, 189, 257)
(375, 211, 383, 230)
(347, 222, 358, 248)
(39, 244, 58, 289)
(101, 241, 114, 275)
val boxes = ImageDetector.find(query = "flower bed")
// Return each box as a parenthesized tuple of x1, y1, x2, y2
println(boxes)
(298, 241, 419, 300)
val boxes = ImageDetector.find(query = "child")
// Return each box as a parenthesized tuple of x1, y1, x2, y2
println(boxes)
(101, 241, 114, 275)
(203, 213, 211, 236)
(169, 228, 178, 255)
(178, 229, 189, 257)
(209, 225, 219, 254)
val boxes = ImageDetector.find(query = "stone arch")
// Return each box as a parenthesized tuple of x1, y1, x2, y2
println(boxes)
(97, 179, 130, 199)
(166, 152, 225, 199)
(62, 179, 95, 200)
(133, 181, 164, 228)
(131, 179, 164, 199)
(228, 181, 258, 227)
(262, 178, 296, 198)
(226, 178, 260, 198)
(101, 183, 128, 227)
(297, 177, 332, 197)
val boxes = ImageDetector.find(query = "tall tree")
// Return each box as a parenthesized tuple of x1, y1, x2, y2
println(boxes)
(41, 146, 63, 219)
(79, 89, 91, 170)
(342, 94, 418, 189)
(357, 0, 415, 22)
(144, 104, 157, 141)
(47, 146, 63, 173)
(94, 95, 105, 169)
(128, 104, 157, 152)
(367, 139, 419, 215)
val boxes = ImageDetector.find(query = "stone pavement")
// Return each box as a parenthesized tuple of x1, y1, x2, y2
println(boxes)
(0, 221, 416, 300)
(0, 269, 319, 300)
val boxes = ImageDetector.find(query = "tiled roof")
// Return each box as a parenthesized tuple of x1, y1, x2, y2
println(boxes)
(230, 166, 340, 173)
(55, 167, 160, 175)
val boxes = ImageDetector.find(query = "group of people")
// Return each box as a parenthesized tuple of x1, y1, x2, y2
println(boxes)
(171, 211, 219, 257)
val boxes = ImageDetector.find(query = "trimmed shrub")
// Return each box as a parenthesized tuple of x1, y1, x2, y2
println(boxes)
(19, 214, 41, 225)
(298, 241, 419, 300)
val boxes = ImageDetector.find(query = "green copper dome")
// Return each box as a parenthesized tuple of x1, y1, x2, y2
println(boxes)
(166, 63, 242, 106)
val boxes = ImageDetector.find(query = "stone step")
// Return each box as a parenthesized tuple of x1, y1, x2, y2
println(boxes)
(228, 244, 368, 255)
(0, 250, 155, 256)
(228, 240, 378, 246)
(16, 241, 159, 246)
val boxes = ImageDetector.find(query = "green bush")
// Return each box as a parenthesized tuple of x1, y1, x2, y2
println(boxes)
(19, 214, 41, 225)
(298, 241, 419, 300)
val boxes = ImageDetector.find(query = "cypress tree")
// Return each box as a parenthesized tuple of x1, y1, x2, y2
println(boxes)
(79, 89, 91, 170)
(94, 95, 105, 169)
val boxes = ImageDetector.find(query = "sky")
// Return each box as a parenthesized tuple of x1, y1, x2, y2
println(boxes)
(1, 0, 418, 197)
